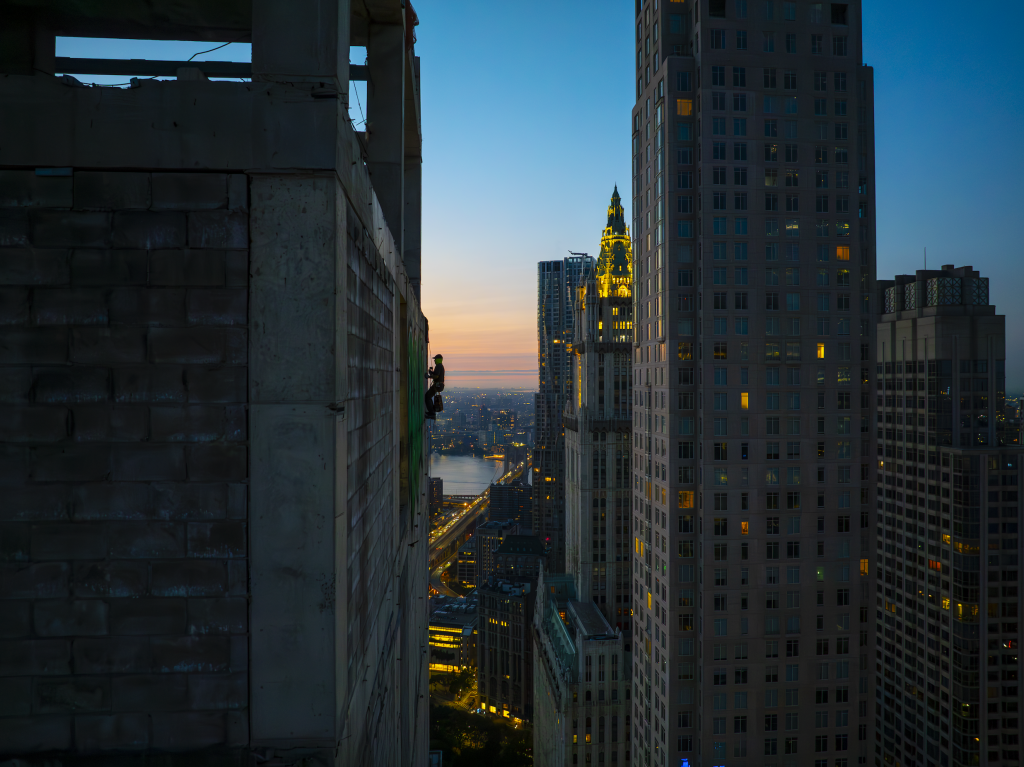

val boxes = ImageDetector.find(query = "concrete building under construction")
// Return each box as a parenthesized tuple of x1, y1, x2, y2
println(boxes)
(0, 1, 429, 764)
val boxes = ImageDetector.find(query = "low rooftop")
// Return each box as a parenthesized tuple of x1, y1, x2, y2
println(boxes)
(567, 600, 616, 640)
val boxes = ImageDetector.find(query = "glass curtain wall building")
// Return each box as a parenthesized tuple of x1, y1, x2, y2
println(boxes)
(537, 255, 592, 572)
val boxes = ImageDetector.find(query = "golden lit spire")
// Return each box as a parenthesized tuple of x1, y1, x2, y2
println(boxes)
(597, 186, 632, 298)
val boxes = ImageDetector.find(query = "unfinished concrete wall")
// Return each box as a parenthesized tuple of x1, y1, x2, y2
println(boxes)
(0, 169, 250, 753)
(0, 0, 427, 763)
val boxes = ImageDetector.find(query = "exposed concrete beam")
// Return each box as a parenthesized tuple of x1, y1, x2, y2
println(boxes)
(366, 20, 405, 258)
(351, 0, 406, 25)
(2, 0, 251, 42)
(252, 0, 346, 84)
(0, 8, 54, 76)
(54, 57, 250, 78)
(403, 52, 422, 298)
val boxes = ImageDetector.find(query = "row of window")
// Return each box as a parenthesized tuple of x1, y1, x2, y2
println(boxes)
(697, 68, 850, 93)
(677, 169, 859, 189)
(672, 120, 866, 157)
(679, 291, 864, 319)
(694, 140, 858, 165)
(677, 244, 853, 265)
(677, 217, 860, 240)
(670, 362, 867, 391)
(708, 311, 860, 333)
(699, 366, 867, 387)
(707, 29, 850, 56)
(694, 267, 859, 286)
(701, 117, 860, 143)
(705, 93, 852, 118)
(703, 0, 851, 25)
(675, 458, 862, 486)
(702, 391, 861, 412)
(677, 341, 869, 366)
(701, 192, 862, 213)
(705, 514, 857, 535)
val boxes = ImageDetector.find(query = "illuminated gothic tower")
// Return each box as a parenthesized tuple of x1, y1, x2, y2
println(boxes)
(566, 186, 636, 624)
(533, 189, 635, 767)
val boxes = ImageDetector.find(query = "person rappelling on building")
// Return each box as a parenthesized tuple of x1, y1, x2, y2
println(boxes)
(425, 354, 445, 419)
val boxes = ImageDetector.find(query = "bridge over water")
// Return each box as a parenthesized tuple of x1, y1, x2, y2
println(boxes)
(428, 458, 530, 575)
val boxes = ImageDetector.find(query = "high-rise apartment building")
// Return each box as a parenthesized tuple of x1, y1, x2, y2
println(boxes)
(491, 478, 534, 526)
(479, 577, 537, 723)
(875, 265, 1022, 767)
(476, 519, 521, 585)
(630, 1, 877, 765)
(536, 255, 592, 571)
(534, 189, 635, 767)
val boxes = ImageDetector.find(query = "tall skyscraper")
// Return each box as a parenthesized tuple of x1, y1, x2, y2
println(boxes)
(566, 188, 636, 628)
(875, 265, 1022, 767)
(536, 254, 592, 571)
(534, 188, 635, 767)
(631, 2, 877, 765)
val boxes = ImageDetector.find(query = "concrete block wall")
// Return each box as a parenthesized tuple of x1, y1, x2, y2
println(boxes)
(0, 169, 250, 754)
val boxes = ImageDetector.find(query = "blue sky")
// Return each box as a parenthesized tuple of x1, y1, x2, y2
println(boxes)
(58, 0, 1024, 391)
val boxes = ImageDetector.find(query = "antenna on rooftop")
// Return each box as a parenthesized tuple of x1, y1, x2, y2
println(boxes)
(924, 247, 927, 271)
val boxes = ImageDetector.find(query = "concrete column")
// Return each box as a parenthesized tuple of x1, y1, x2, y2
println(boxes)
(404, 157, 422, 298)
(251, 0, 349, 84)
(367, 22, 405, 254)
(249, 175, 346, 746)
(0, 10, 54, 76)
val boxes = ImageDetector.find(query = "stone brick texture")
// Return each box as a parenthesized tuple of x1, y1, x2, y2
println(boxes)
(0, 170, 249, 755)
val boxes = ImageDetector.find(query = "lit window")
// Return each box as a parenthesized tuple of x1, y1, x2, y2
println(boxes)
(816, 343, 825, 359)
(677, 99, 694, 116)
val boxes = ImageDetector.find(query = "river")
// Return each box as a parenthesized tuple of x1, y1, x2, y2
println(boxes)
(429, 453, 505, 496)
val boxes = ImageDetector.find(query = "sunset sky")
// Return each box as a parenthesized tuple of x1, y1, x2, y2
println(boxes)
(58, 2, 1024, 392)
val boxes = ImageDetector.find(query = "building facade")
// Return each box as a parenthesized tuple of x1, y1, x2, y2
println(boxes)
(430, 476, 444, 517)
(457, 538, 478, 587)
(875, 265, 1022, 767)
(630, 1, 877, 765)
(491, 477, 534, 526)
(478, 578, 537, 723)
(494, 535, 547, 580)
(0, 2, 428, 764)
(536, 255, 592, 573)
(534, 570, 632, 767)
(476, 519, 520, 585)
(429, 600, 478, 674)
